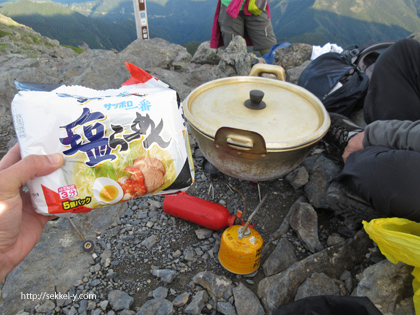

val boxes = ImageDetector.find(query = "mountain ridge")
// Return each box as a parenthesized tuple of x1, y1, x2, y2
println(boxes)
(1, 0, 420, 51)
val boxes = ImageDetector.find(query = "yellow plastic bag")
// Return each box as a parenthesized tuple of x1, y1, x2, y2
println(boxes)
(363, 218, 420, 314)
(248, 0, 267, 15)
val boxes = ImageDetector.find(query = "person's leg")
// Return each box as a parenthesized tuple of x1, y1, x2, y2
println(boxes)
(336, 146, 420, 222)
(243, 12, 276, 54)
(218, 4, 245, 48)
(364, 38, 420, 123)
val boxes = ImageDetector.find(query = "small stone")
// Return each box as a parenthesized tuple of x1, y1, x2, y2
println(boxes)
(195, 228, 213, 240)
(152, 287, 169, 299)
(172, 292, 191, 307)
(108, 290, 133, 311)
(99, 300, 109, 310)
(142, 234, 157, 250)
(35, 300, 55, 313)
(151, 269, 177, 284)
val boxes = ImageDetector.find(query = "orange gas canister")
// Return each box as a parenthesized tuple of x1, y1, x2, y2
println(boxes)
(218, 225, 263, 274)
(162, 192, 237, 230)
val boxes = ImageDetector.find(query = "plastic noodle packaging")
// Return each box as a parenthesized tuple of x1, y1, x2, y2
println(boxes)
(11, 63, 195, 216)
(363, 218, 420, 314)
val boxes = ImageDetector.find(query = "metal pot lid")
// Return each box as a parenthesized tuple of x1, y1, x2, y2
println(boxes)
(183, 76, 330, 150)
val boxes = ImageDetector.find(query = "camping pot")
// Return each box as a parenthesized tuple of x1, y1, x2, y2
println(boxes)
(183, 64, 330, 181)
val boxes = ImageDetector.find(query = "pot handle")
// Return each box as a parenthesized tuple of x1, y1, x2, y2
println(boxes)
(214, 127, 267, 155)
(249, 64, 286, 81)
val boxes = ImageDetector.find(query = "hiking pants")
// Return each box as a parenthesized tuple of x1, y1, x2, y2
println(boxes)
(337, 38, 420, 221)
(218, 4, 276, 52)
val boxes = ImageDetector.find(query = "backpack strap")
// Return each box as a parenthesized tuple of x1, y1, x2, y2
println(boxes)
(354, 41, 396, 76)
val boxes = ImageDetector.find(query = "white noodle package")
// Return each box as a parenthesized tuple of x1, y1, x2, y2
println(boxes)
(11, 64, 195, 216)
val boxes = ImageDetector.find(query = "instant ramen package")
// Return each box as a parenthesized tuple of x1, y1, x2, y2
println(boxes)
(11, 63, 195, 216)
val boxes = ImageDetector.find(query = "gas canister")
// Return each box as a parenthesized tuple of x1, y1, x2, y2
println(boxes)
(218, 225, 263, 275)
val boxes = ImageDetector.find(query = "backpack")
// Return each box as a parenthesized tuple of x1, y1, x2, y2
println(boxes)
(297, 41, 394, 116)
(345, 41, 395, 79)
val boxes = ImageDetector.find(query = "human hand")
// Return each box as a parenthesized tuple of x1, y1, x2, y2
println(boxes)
(0, 144, 64, 282)
(343, 132, 365, 163)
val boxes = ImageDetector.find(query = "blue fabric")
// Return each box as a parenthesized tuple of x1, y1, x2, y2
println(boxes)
(263, 42, 291, 64)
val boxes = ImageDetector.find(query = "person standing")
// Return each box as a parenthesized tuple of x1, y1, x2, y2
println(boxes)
(210, 0, 277, 55)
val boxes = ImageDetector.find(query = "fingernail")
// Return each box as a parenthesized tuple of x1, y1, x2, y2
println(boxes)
(48, 153, 62, 165)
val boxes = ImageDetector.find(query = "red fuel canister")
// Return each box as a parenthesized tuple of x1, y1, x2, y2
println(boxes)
(162, 192, 237, 230)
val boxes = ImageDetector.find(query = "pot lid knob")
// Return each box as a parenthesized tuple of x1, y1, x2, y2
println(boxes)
(244, 90, 266, 110)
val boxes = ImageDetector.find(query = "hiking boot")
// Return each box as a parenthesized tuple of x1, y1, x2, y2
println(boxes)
(324, 113, 364, 151)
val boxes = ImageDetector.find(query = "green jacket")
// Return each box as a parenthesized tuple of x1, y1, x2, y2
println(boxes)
(221, 0, 246, 9)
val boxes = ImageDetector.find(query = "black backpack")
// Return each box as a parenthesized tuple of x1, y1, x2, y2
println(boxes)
(343, 41, 395, 79)
(297, 41, 394, 116)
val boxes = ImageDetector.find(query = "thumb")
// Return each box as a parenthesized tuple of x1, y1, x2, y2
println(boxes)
(0, 153, 64, 198)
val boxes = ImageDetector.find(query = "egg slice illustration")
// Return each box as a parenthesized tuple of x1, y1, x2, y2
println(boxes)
(93, 177, 124, 205)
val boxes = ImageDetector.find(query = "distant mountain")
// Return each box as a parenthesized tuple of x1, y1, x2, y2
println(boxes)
(1, 0, 420, 51)
(0, 0, 136, 50)
(274, 0, 420, 46)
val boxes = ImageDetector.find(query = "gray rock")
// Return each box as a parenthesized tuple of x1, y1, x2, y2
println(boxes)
(148, 67, 192, 100)
(287, 60, 310, 84)
(394, 297, 416, 315)
(153, 287, 169, 300)
(195, 228, 213, 240)
(263, 237, 298, 277)
(268, 197, 307, 244)
(258, 230, 373, 313)
(87, 300, 97, 311)
(142, 234, 158, 250)
(216, 36, 263, 77)
(136, 299, 174, 315)
(78, 299, 89, 313)
(151, 269, 177, 284)
(191, 41, 221, 65)
(233, 282, 264, 315)
(184, 290, 208, 315)
(273, 43, 313, 70)
(217, 301, 237, 315)
(34, 300, 55, 313)
(354, 260, 414, 314)
(91, 309, 103, 315)
(108, 290, 133, 311)
(183, 247, 195, 261)
(304, 155, 341, 209)
(90, 279, 101, 287)
(340, 270, 354, 294)
(121, 38, 191, 70)
(99, 300, 109, 310)
(289, 200, 323, 253)
(172, 292, 191, 307)
(327, 233, 345, 246)
(192, 271, 232, 299)
(285, 166, 309, 190)
(0, 201, 127, 312)
(101, 248, 112, 264)
(67, 306, 78, 315)
(172, 249, 182, 258)
(295, 272, 340, 300)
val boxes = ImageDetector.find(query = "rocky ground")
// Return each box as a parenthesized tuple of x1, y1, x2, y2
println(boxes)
(0, 14, 417, 315)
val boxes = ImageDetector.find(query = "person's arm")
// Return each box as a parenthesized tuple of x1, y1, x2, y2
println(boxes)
(363, 120, 420, 152)
(0, 144, 64, 282)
